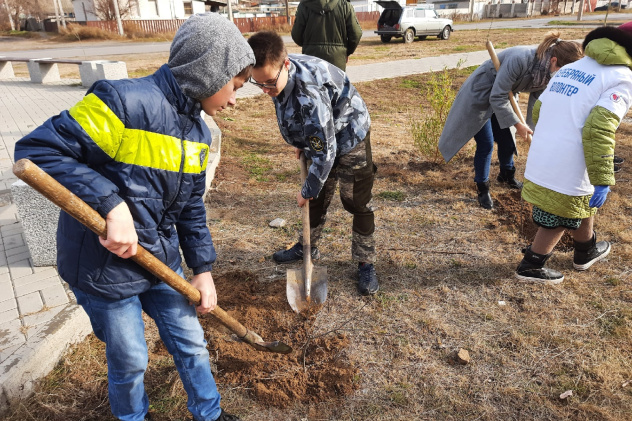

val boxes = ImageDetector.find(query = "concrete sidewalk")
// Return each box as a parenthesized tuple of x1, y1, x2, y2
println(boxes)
(0, 48, 493, 413)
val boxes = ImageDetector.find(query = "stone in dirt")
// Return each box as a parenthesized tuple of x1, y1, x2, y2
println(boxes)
(448, 348, 470, 365)
(201, 269, 358, 408)
(268, 218, 286, 228)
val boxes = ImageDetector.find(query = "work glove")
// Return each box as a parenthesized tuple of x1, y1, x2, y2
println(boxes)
(589, 185, 610, 208)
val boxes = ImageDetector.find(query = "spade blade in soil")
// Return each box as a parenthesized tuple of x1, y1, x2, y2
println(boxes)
(286, 266, 327, 313)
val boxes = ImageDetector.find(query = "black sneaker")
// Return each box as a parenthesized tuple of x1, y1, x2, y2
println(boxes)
(272, 242, 320, 264)
(573, 235, 611, 271)
(614, 164, 622, 173)
(358, 263, 379, 295)
(614, 156, 624, 165)
(215, 409, 241, 421)
(515, 246, 564, 284)
(144, 414, 152, 421)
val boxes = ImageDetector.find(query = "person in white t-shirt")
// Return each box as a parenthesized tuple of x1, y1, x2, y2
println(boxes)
(515, 23, 632, 284)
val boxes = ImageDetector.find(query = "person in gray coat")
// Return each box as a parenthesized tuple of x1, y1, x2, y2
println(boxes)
(438, 32, 583, 209)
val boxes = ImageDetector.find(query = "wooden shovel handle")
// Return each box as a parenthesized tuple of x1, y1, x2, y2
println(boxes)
(299, 153, 313, 301)
(486, 41, 532, 145)
(13, 159, 250, 339)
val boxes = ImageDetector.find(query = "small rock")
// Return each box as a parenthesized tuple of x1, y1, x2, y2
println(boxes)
(498, 300, 506, 306)
(269, 218, 286, 228)
(559, 390, 573, 400)
(448, 348, 470, 365)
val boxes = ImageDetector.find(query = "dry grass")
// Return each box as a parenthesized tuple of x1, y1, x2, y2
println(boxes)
(2, 28, 632, 421)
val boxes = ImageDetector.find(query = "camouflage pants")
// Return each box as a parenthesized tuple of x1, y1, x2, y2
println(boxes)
(299, 131, 377, 263)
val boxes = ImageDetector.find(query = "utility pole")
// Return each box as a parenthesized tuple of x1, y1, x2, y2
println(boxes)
(227, 0, 233, 22)
(3, 0, 15, 30)
(112, 0, 124, 36)
(285, 0, 290, 24)
(577, 0, 584, 20)
(468, 0, 474, 21)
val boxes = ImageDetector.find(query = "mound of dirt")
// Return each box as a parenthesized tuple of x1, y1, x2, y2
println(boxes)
(494, 190, 573, 251)
(201, 270, 358, 408)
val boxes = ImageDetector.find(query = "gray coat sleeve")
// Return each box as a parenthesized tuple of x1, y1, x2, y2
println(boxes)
(489, 53, 530, 129)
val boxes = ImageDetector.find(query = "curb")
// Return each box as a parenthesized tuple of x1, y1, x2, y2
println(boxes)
(0, 303, 91, 412)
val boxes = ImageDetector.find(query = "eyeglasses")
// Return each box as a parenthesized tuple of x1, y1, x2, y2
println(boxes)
(249, 63, 284, 89)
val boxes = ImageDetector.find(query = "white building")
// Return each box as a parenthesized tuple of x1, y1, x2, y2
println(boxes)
(72, 0, 210, 21)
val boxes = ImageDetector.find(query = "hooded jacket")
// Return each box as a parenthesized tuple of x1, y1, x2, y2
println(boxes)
(522, 26, 632, 218)
(291, 0, 363, 71)
(14, 65, 217, 299)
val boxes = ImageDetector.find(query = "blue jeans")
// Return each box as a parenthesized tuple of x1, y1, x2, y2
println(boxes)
(73, 269, 221, 421)
(473, 114, 516, 183)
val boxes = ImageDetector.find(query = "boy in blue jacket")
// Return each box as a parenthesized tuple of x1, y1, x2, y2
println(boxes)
(14, 13, 254, 421)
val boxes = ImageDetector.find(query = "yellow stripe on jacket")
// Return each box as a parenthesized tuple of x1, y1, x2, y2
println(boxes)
(69, 93, 209, 173)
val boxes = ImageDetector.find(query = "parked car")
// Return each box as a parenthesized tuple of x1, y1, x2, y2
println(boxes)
(375, 1, 454, 44)
(594, 1, 627, 10)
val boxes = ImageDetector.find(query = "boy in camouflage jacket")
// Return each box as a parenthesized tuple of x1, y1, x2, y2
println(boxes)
(247, 31, 379, 295)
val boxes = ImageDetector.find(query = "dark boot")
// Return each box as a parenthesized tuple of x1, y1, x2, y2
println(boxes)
(272, 242, 320, 264)
(573, 232, 611, 271)
(476, 181, 493, 209)
(515, 246, 564, 284)
(215, 409, 242, 421)
(358, 263, 379, 295)
(497, 167, 523, 189)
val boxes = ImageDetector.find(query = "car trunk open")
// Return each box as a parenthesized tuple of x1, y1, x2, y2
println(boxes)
(376, 0, 402, 28)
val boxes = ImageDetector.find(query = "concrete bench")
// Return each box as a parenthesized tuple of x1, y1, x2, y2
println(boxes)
(0, 56, 128, 87)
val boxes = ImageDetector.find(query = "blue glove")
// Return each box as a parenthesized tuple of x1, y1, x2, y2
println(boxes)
(589, 185, 610, 208)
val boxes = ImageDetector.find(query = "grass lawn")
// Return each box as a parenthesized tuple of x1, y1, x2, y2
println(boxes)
(2, 25, 631, 421)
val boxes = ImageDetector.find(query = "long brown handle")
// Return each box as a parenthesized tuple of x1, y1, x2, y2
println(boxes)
(299, 154, 313, 302)
(486, 40, 532, 145)
(13, 159, 254, 340)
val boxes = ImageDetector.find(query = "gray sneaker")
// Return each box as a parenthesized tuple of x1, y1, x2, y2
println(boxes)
(272, 242, 320, 264)
(358, 263, 379, 295)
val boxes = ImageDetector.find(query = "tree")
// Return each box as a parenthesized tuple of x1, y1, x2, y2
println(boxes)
(4, 0, 44, 30)
(90, 0, 137, 21)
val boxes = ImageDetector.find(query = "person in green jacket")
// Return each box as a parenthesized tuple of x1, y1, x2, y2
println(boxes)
(291, 0, 363, 71)
(515, 23, 632, 284)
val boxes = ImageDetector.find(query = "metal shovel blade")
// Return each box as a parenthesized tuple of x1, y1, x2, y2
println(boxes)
(286, 266, 328, 313)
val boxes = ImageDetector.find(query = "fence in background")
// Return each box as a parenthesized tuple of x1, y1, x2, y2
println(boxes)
(84, 12, 380, 35)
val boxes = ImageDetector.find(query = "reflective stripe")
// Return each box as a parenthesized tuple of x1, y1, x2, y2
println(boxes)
(69, 93, 209, 174)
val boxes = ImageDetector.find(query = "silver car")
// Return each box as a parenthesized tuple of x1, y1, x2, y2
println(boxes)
(375, 1, 454, 44)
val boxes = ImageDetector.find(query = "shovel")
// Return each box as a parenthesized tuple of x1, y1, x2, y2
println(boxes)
(286, 154, 327, 313)
(13, 158, 292, 355)
(486, 40, 532, 144)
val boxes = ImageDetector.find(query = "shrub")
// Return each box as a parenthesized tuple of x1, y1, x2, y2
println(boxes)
(57, 23, 122, 41)
(410, 65, 459, 163)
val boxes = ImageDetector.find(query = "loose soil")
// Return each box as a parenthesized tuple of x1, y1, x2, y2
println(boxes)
(202, 270, 358, 408)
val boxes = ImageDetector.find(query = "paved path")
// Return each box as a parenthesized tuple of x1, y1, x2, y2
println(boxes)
(0, 45, 509, 412)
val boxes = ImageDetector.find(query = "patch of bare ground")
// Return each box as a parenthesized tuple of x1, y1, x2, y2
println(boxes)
(3, 43, 632, 421)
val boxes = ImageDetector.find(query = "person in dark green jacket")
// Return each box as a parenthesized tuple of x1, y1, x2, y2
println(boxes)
(291, 0, 363, 71)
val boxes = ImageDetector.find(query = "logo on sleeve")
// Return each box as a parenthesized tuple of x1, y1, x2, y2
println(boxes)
(610, 93, 622, 103)
(309, 135, 324, 152)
